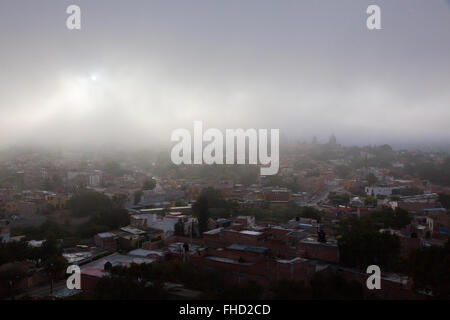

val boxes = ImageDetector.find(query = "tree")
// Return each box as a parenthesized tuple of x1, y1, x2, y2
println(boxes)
(0, 240, 34, 265)
(134, 190, 142, 205)
(174, 219, 185, 236)
(366, 173, 378, 186)
(328, 192, 350, 206)
(337, 218, 401, 271)
(366, 207, 411, 229)
(68, 190, 113, 217)
(39, 237, 62, 261)
(193, 187, 229, 234)
(0, 262, 29, 299)
(142, 179, 156, 191)
(364, 196, 377, 207)
(299, 206, 322, 222)
(194, 194, 210, 235)
(408, 240, 450, 298)
(43, 255, 68, 295)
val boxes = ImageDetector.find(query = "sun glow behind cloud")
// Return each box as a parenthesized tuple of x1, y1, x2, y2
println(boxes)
(0, 0, 449, 149)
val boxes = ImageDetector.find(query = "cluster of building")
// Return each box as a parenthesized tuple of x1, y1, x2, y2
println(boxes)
(0, 144, 449, 299)
(72, 210, 421, 299)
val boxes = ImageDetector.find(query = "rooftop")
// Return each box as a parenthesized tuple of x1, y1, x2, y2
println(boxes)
(203, 227, 223, 235)
(120, 226, 146, 235)
(81, 253, 155, 271)
(239, 230, 263, 236)
(227, 243, 268, 254)
(97, 232, 116, 238)
(128, 248, 164, 258)
(205, 256, 253, 266)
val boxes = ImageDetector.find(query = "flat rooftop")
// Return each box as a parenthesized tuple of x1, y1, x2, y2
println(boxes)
(205, 256, 253, 266)
(120, 226, 147, 235)
(81, 253, 155, 271)
(239, 230, 263, 236)
(227, 243, 268, 254)
(128, 248, 164, 258)
(203, 227, 223, 235)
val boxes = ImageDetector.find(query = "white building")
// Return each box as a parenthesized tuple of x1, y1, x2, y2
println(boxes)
(89, 172, 102, 187)
(130, 212, 195, 238)
(365, 186, 398, 197)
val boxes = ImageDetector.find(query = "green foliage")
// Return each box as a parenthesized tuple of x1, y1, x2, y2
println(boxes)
(366, 207, 411, 229)
(408, 158, 450, 186)
(11, 221, 70, 240)
(193, 187, 230, 234)
(0, 240, 35, 265)
(13, 194, 129, 240)
(65, 190, 129, 238)
(194, 193, 210, 235)
(0, 262, 30, 296)
(337, 218, 401, 271)
(392, 187, 423, 196)
(43, 254, 68, 280)
(174, 219, 185, 236)
(0, 237, 64, 268)
(408, 240, 450, 298)
(328, 192, 350, 206)
(298, 206, 322, 222)
(68, 190, 113, 217)
(142, 178, 156, 190)
(262, 175, 284, 187)
(39, 237, 63, 261)
(364, 196, 377, 207)
(134, 190, 142, 205)
(77, 208, 129, 238)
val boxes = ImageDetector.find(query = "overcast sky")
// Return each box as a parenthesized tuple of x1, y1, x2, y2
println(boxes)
(0, 0, 449, 150)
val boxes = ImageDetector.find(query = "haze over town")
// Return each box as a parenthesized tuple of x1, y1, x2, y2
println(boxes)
(1, 0, 449, 150)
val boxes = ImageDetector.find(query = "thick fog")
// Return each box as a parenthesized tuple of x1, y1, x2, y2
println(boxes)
(0, 0, 449, 150)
